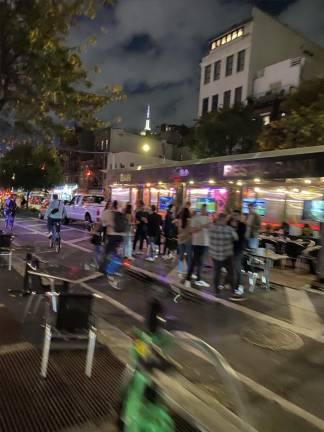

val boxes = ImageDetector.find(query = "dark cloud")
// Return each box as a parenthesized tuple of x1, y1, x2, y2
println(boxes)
(70, 0, 323, 129)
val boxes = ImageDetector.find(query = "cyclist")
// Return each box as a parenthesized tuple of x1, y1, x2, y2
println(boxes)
(45, 194, 67, 241)
(4, 194, 17, 231)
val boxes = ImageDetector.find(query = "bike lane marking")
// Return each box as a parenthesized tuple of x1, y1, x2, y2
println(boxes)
(13, 220, 324, 343)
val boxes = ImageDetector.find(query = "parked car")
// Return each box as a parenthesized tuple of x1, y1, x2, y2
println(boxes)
(65, 194, 106, 226)
(38, 200, 49, 219)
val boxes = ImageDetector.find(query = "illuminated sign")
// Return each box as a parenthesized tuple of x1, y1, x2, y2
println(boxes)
(120, 173, 131, 182)
(175, 168, 189, 177)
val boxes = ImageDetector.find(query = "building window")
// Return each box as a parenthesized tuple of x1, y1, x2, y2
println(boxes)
(234, 86, 242, 104)
(204, 64, 211, 84)
(213, 60, 221, 81)
(130, 162, 135, 167)
(212, 94, 219, 111)
(202, 97, 209, 115)
(226, 55, 233, 76)
(237, 49, 245, 72)
(210, 27, 244, 51)
(223, 90, 231, 109)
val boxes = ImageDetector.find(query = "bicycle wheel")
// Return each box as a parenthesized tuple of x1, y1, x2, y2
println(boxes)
(55, 236, 61, 253)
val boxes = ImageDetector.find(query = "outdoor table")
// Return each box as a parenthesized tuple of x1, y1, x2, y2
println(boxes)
(246, 248, 288, 290)
(27, 263, 101, 312)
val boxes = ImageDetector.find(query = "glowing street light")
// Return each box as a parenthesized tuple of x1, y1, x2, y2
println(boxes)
(142, 143, 150, 153)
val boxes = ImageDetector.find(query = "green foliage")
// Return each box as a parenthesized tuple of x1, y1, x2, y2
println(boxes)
(0, 144, 63, 192)
(186, 105, 263, 157)
(0, 0, 122, 138)
(258, 78, 324, 151)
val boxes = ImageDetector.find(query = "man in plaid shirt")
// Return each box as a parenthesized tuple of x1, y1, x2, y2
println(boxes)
(209, 213, 240, 298)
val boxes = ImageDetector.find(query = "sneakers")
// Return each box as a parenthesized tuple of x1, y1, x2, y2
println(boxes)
(192, 274, 198, 280)
(195, 280, 210, 288)
(145, 257, 155, 262)
(107, 275, 121, 290)
(235, 285, 245, 296)
(184, 280, 191, 289)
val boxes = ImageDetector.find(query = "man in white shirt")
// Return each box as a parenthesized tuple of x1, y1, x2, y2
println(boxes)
(185, 204, 210, 288)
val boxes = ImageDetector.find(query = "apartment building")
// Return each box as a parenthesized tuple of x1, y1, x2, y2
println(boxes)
(198, 7, 324, 117)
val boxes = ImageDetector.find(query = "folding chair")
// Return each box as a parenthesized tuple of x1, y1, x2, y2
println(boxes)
(41, 294, 96, 379)
(0, 234, 13, 270)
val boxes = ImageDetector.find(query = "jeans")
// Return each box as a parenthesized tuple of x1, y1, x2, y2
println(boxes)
(123, 231, 132, 258)
(186, 245, 207, 281)
(233, 251, 243, 289)
(148, 236, 159, 259)
(212, 257, 234, 294)
(178, 242, 192, 273)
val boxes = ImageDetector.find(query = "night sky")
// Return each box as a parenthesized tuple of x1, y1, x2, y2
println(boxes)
(70, 0, 324, 129)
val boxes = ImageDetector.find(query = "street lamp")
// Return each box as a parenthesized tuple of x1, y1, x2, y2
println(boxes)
(142, 143, 150, 153)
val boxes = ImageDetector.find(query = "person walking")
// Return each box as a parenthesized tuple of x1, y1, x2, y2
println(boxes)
(228, 210, 246, 295)
(177, 206, 192, 277)
(209, 213, 244, 301)
(103, 200, 127, 289)
(185, 204, 210, 288)
(133, 201, 149, 253)
(101, 200, 111, 244)
(123, 203, 134, 260)
(146, 205, 162, 262)
(246, 203, 261, 249)
(163, 204, 177, 259)
(4, 194, 17, 231)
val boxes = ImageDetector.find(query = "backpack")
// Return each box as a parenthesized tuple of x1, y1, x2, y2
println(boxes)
(114, 211, 127, 233)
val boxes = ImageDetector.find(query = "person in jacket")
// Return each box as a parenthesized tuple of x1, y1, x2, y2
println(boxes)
(45, 194, 67, 237)
(163, 204, 177, 259)
(133, 201, 149, 253)
(177, 206, 192, 277)
(209, 213, 244, 301)
(146, 205, 162, 262)
(185, 204, 210, 287)
(228, 210, 246, 295)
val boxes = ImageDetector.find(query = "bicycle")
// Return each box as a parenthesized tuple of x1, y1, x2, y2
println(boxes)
(117, 298, 178, 432)
(49, 220, 61, 253)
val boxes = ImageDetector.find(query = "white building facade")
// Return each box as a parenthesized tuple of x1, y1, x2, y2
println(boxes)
(198, 7, 324, 117)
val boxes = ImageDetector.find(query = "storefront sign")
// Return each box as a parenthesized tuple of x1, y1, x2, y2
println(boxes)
(120, 173, 131, 182)
(175, 167, 189, 177)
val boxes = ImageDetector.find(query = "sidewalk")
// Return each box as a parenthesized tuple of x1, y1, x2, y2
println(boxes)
(128, 253, 324, 340)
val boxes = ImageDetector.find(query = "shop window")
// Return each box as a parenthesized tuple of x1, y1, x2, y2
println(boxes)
(204, 64, 211, 84)
(213, 60, 221, 81)
(237, 49, 245, 72)
(226, 55, 234, 76)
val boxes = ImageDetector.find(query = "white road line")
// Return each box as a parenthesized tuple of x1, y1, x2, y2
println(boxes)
(128, 264, 324, 343)
(13, 220, 324, 343)
(236, 371, 324, 432)
(9, 255, 324, 430)
(80, 281, 324, 432)
(80, 282, 144, 322)
(285, 288, 323, 331)
(68, 237, 91, 244)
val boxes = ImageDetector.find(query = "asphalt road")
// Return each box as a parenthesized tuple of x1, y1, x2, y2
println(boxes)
(4, 216, 324, 432)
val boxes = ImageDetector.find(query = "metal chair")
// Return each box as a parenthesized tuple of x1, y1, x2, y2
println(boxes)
(41, 293, 96, 379)
(0, 234, 13, 270)
(22, 260, 53, 322)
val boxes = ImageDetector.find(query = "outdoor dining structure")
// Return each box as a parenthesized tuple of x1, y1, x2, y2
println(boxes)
(104, 144, 324, 285)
